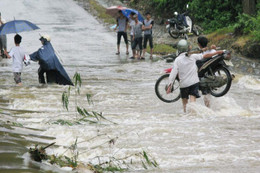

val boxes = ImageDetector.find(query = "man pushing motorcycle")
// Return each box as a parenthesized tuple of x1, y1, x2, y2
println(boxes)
(166, 39, 223, 113)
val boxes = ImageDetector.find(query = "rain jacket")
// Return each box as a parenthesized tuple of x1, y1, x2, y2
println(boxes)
(30, 42, 73, 85)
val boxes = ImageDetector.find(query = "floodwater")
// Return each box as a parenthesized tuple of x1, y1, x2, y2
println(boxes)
(0, 0, 260, 172)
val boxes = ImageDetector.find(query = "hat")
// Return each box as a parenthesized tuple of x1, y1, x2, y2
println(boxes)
(39, 34, 51, 42)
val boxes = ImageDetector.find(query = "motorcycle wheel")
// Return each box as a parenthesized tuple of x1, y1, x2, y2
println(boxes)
(209, 67, 232, 97)
(155, 74, 181, 103)
(168, 25, 179, 39)
(192, 25, 200, 36)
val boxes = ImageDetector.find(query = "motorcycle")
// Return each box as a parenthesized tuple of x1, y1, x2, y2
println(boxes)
(155, 50, 234, 103)
(165, 5, 200, 39)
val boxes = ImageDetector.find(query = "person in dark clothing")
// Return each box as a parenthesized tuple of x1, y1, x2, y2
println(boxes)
(30, 35, 73, 85)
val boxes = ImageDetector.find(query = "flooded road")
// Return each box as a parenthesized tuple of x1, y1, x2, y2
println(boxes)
(1, 0, 260, 172)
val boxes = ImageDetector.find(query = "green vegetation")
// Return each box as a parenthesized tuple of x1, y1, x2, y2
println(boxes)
(148, 44, 176, 55)
(88, 0, 116, 24)
(58, 72, 115, 125)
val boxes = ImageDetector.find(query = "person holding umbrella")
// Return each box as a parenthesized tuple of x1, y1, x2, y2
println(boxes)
(115, 10, 129, 55)
(29, 34, 73, 86)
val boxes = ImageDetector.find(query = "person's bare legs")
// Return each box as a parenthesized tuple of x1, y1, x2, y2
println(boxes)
(126, 43, 129, 54)
(189, 95, 196, 102)
(150, 48, 153, 59)
(142, 48, 146, 57)
(182, 98, 188, 113)
(204, 94, 211, 107)
(136, 50, 140, 59)
(182, 95, 196, 113)
(117, 44, 120, 54)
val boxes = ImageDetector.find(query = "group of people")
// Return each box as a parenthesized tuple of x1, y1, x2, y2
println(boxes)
(167, 36, 223, 112)
(115, 10, 154, 60)
(3, 33, 73, 86)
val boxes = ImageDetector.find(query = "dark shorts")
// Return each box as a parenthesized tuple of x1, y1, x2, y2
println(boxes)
(143, 34, 153, 49)
(132, 37, 143, 50)
(180, 83, 200, 99)
(117, 31, 128, 45)
(13, 72, 21, 84)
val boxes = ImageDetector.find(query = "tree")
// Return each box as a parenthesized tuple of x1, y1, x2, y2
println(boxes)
(242, 0, 257, 15)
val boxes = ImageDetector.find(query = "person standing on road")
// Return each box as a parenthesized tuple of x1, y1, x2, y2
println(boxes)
(132, 14, 143, 59)
(142, 12, 154, 59)
(129, 12, 136, 59)
(115, 10, 129, 55)
(4, 34, 25, 86)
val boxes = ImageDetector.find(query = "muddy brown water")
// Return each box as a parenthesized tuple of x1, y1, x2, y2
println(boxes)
(0, 0, 260, 172)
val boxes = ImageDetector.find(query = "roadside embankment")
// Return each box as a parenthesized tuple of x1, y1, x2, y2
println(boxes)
(74, 0, 260, 76)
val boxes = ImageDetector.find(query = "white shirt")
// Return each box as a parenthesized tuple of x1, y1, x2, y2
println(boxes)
(169, 52, 203, 88)
(9, 46, 25, 72)
(203, 49, 216, 55)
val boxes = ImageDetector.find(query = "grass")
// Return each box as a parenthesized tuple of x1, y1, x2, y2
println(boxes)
(147, 44, 176, 55)
(88, 0, 116, 24)
(207, 27, 234, 45)
(233, 36, 251, 47)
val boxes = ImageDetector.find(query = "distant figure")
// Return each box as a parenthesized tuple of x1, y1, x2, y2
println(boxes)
(132, 14, 143, 59)
(129, 12, 136, 59)
(142, 12, 154, 59)
(30, 35, 73, 85)
(0, 12, 7, 58)
(4, 34, 25, 86)
(115, 10, 129, 55)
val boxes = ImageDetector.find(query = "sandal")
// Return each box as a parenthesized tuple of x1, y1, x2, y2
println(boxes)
(126, 51, 129, 55)
(129, 56, 135, 59)
(116, 52, 120, 55)
(140, 57, 145, 60)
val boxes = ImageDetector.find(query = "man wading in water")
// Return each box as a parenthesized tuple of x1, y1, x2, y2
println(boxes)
(30, 35, 73, 85)
(167, 39, 223, 112)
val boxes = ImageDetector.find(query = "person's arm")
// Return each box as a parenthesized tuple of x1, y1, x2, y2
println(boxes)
(114, 18, 119, 31)
(4, 50, 11, 58)
(0, 16, 3, 25)
(125, 18, 128, 32)
(149, 20, 154, 29)
(29, 51, 40, 61)
(203, 50, 223, 58)
(142, 23, 145, 31)
(167, 61, 178, 94)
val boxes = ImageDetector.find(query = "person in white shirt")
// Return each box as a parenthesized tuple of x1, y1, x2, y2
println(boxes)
(167, 39, 223, 112)
(4, 34, 25, 86)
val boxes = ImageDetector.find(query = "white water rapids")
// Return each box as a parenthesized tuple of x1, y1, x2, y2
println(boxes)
(0, 0, 260, 172)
